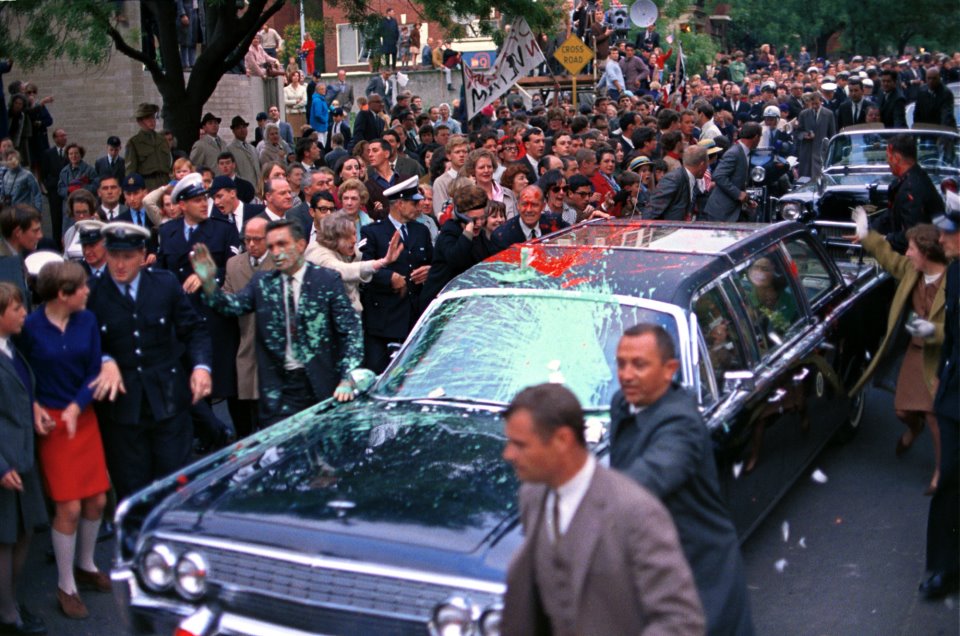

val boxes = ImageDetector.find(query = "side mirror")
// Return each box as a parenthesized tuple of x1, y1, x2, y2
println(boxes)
(723, 370, 755, 393)
(349, 368, 377, 395)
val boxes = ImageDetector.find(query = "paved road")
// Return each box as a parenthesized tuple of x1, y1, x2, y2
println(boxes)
(19, 389, 959, 635)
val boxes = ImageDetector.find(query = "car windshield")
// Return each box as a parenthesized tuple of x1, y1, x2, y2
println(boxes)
(374, 292, 683, 410)
(826, 131, 959, 170)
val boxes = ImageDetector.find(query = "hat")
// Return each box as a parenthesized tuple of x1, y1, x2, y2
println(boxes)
(762, 105, 781, 118)
(134, 102, 159, 120)
(171, 173, 207, 202)
(806, 66, 819, 73)
(761, 81, 776, 92)
(76, 219, 105, 246)
(821, 82, 837, 92)
(863, 78, 874, 88)
(230, 115, 250, 129)
(628, 155, 653, 171)
(823, 74, 835, 82)
(879, 57, 891, 65)
(24, 251, 64, 277)
(255, 111, 269, 121)
(933, 192, 960, 233)
(696, 139, 723, 155)
(897, 58, 910, 66)
(331, 107, 344, 117)
(107, 136, 122, 147)
(200, 112, 222, 126)
(208, 175, 236, 197)
(102, 222, 151, 251)
(122, 173, 146, 192)
(383, 175, 423, 202)
(851, 55, 863, 63)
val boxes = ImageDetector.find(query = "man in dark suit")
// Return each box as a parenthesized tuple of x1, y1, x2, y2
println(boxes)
(877, 69, 908, 128)
(157, 173, 241, 450)
(348, 94, 386, 151)
(610, 324, 754, 636)
(243, 176, 312, 240)
(96, 175, 128, 221)
(364, 138, 409, 221)
(914, 66, 958, 129)
(0, 204, 42, 311)
(644, 145, 708, 221)
(116, 173, 157, 255)
(635, 23, 660, 52)
(835, 78, 872, 130)
(88, 222, 212, 500)
(501, 383, 705, 636)
(881, 134, 944, 253)
(42, 127, 70, 241)
(193, 218, 363, 426)
(94, 136, 126, 183)
(703, 123, 761, 222)
(360, 176, 433, 373)
(492, 185, 569, 251)
(922, 200, 960, 599)
(215, 151, 256, 203)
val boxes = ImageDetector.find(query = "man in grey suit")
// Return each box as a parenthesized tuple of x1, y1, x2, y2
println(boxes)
(365, 69, 395, 110)
(501, 383, 704, 636)
(610, 324, 754, 636)
(644, 145, 709, 221)
(703, 122, 762, 222)
(326, 69, 355, 113)
(795, 92, 837, 180)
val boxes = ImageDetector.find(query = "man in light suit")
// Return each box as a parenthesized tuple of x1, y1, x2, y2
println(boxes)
(703, 122, 761, 222)
(221, 216, 274, 437)
(610, 324, 754, 636)
(644, 145, 708, 221)
(501, 383, 704, 636)
(326, 69, 355, 113)
(795, 92, 837, 180)
(189, 112, 226, 170)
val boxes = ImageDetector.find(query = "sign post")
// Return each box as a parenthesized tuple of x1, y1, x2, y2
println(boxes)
(553, 34, 594, 108)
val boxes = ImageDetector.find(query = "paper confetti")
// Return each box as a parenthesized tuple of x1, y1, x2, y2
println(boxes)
(774, 559, 788, 573)
(811, 468, 828, 483)
(781, 521, 790, 543)
(733, 462, 744, 479)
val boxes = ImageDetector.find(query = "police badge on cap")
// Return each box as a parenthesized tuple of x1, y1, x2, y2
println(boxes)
(102, 222, 151, 251)
(382, 175, 424, 202)
(171, 173, 207, 202)
(76, 219, 106, 246)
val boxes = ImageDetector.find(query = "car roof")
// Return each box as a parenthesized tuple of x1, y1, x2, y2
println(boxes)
(836, 124, 959, 137)
(444, 220, 803, 305)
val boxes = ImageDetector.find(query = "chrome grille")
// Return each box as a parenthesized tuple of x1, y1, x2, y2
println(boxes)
(812, 221, 863, 263)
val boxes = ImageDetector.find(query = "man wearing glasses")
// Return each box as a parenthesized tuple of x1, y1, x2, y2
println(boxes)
(222, 216, 274, 436)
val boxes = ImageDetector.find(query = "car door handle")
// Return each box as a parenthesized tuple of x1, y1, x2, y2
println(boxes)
(767, 388, 788, 403)
(792, 368, 810, 383)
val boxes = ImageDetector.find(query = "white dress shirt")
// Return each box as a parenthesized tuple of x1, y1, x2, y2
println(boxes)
(545, 454, 597, 541)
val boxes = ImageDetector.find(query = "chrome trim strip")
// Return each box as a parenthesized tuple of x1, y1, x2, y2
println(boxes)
(216, 613, 327, 636)
(813, 220, 857, 229)
(150, 532, 507, 596)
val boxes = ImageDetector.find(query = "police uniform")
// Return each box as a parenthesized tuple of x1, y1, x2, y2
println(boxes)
(75, 220, 108, 279)
(124, 103, 172, 191)
(88, 222, 212, 500)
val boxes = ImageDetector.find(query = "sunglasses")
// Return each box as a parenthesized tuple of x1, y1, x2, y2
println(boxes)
(571, 189, 592, 197)
(548, 185, 567, 193)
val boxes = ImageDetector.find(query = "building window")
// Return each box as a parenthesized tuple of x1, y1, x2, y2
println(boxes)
(337, 24, 372, 66)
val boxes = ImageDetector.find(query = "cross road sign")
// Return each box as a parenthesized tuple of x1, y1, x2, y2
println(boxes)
(553, 34, 594, 75)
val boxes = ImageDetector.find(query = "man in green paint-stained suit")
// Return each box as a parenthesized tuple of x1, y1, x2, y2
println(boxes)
(191, 218, 364, 426)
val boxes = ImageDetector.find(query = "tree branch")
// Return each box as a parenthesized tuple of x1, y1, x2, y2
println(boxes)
(85, 0, 163, 78)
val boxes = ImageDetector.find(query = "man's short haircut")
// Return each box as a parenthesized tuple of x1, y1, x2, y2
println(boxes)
(0, 204, 41, 239)
(880, 68, 899, 81)
(537, 155, 559, 174)
(266, 218, 304, 242)
(657, 108, 680, 130)
(522, 127, 544, 143)
(502, 383, 586, 446)
(683, 145, 708, 167)
(693, 100, 714, 119)
(310, 190, 335, 208)
(452, 183, 488, 213)
(296, 138, 317, 161)
(566, 174, 593, 192)
(661, 130, 683, 152)
(263, 176, 288, 195)
(575, 148, 596, 165)
(445, 134, 469, 155)
(888, 133, 916, 161)
(619, 112, 637, 132)
(739, 122, 762, 140)
(622, 323, 676, 362)
(0, 281, 23, 315)
(98, 175, 120, 188)
(217, 151, 237, 163)
(632, 126, 656, 147)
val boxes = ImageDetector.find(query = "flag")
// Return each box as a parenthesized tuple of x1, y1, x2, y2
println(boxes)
(675, 36, 686, 91)
(463, 18, 547, 120)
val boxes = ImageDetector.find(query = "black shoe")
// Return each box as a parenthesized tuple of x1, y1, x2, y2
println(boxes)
(0, 613, 46, 635)
(919, 571, 959, 599)
(16, 606, 43, 632)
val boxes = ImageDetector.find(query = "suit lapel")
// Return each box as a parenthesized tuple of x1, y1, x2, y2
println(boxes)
(0, 349, 25, 392)
(563, 468, 606, 606)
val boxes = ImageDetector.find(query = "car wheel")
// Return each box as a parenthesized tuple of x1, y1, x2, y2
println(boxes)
(834, 358, 867, 444)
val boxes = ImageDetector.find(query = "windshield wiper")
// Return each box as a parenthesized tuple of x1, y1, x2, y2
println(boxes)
(372, 394, 509, 408)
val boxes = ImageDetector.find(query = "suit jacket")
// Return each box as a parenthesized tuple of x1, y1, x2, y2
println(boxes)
(609, 385, 754, 636)
(364, 172, 411, 222)
(223, 253, 274, 400)
(206, 264, 363, 417)
(884, 163, 943, 253)
(116, 207, 158, 253)
(935, 261, 958, 419)
(359, 218, 433, 340)
(914, 84, 957, 128)
(189, 134, 226, 171)
(491, 213, 569, 252)
(41, 145, 69, 191)
(243, 203, 313, 241)
(365, 75, 394, 109)
(326, 82, 355, 112)
(877, 90, 907, 129)
(422, 218, 498, 305)
(835, 98, 871, 130)
(795, 107, 836, 179)
(704, 143, 750, 222)
(0, 244, 30, 312)
(644, 166, 694, 221)
(348, 109, 385, 150)
(325, 120, 352, 151)
(157, 215, 242, 397)
(95, 155, 126, 182)
(851, 231, 946, 397)
(226, 139, 262, 190)
(502, 464, 704, 636)
(394, 155, 424, 178)
(88, 269, 211, 425)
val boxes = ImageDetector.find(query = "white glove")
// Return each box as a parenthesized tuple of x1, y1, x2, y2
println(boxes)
(905, 318, 935, 339)
(851, 206, 869, 240)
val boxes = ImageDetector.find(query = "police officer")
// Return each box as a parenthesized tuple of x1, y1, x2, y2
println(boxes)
(87, 222, 212, 500)
(124, 103, 172, 191)
(157, 173, 241, 450)
(74, 219, 107, 278)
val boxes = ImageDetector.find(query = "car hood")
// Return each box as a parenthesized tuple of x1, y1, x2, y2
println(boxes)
(148, 400, 521, 573)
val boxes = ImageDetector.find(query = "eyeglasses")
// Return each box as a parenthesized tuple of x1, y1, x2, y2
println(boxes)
(548, 185, 567, 193)
(571, 189, 592, 197)
(315, 205, 336, 212)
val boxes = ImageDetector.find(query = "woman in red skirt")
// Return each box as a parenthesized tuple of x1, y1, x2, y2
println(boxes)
(20, 261, 110, 620)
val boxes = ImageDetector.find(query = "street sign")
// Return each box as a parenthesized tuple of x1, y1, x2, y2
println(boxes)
(553, 35, 593, 75)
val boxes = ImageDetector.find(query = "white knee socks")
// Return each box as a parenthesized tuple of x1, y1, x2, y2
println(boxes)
(50, 530, 77, 594)
(76, 518, 101, 573)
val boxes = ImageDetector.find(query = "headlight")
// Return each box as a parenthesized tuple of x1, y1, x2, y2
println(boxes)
(140, 543, 177, 592)
(174, 551, 209, 600)
(750, 166, 766, 183)
(430, 596, 476, 636)
(478, 603, 503, 636)
(780, 202, 802, 220)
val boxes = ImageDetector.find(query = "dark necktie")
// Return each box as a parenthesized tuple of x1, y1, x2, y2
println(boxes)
(399, 223, 408, 243)
(124, 284, 135, 304)
(552, 491, 562, 542)
(285, 275, 298, 340)
(186, 225, 195, 242)
(853, 102, 860, 122)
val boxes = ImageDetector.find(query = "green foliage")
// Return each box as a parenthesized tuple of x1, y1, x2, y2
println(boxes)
(280, 19, 328, 68)
(0, 0, 114, 67)
(671, 31, 718, 79)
